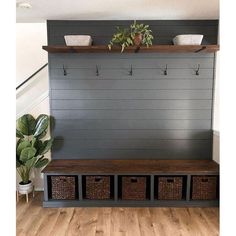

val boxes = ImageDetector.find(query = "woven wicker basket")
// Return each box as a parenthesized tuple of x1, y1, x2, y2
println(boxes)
(51, 176, 77, 200)
(122, 176, 147, 200)
(85, 176, 111, 200)
(158, 176, 183, 200)
(192, 176, 218, 200)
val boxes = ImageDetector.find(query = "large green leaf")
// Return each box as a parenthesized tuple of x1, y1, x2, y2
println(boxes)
(34, 158, 49, 168)
(16, 140, 31, 156)
(36, 130, 47, 140)
(33, 140, 44, 155)
(20, 147, 36, 163)
(38, 138, 54, 155)
(16, 129, 24, 138)
(17, 114, 36, 135)
(25, 156, 37, 169)
(34, 114, 49, 137)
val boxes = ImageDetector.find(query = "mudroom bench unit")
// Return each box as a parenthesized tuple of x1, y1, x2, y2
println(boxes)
(42, 159, 219, 207)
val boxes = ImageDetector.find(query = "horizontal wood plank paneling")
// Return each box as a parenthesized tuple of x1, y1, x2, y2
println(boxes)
(52, 129, 212, 140)
(51, 89, 213, 100)
(52, 139, 212, 149)
(50, 79, 213, 90)
(47, 20, 217, 160)
(51, 148, 212, 160)
(53, 119, 211, 130)
(48, 20, 218, 45)
(51, 109, 211, 120)
(50, 55, 214, 69)
(51, 99, 212, 110)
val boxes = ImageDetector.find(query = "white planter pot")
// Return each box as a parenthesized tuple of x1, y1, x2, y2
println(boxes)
(173, 34, 204, 45)
(18, 181, 33, 194)
(64, 35, 92, 46)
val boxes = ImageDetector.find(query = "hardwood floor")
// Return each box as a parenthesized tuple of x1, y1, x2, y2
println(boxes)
(16, 192, 219, 236)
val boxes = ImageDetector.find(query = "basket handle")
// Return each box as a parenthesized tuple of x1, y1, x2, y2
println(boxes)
(131, 177, 138, 183)
(166, 178, 174, 183)
(95, 177, 102, 182)
(201, 178, 209, 182)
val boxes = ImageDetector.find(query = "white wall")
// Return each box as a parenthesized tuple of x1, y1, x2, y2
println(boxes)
(16, 23, 47, 86)
(16, 23, 50, 190)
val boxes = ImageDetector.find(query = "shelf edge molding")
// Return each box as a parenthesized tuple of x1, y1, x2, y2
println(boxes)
(42, 45, 219, 54)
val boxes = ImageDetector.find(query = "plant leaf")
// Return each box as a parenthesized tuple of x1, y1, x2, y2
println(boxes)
(34, 114, 49, 137)
(34, 158, 49, 168)
(36, 130, 47, 140)
(17, 140, 31, 156)
(17, 114, 36, 135)
(25, 156, 37, 169)
(16, 129, 24, 138)
(20, 147, 36, 163)
(38, 138, 54, 155)
(34, 140, 44, 156)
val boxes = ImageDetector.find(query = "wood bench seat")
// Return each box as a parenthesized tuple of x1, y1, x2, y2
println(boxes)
(43, 159, 219, 175)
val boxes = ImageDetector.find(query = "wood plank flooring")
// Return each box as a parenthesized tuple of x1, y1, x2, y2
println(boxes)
(16, 192, 219, 236)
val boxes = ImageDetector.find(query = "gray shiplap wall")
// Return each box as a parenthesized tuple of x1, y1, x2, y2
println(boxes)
(47, 20, 218, 160)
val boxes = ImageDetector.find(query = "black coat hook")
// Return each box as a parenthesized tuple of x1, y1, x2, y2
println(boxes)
(96, 65, 99, 76)
(63, 65, 67, 76)
(129, 65, 133, 76)
(164, 64, 168, 75)
(195, 64, 200, 76)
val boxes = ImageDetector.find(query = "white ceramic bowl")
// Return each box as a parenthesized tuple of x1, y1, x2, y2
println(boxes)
(64, 35, 92, 46)
(173, 34, 204, 45)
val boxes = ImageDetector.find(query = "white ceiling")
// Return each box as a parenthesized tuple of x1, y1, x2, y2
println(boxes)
(16, 0, 219, 23)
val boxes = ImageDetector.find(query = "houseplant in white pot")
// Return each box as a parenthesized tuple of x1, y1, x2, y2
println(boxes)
(16, 114, 53, 195)
(130, 20, 154, 47)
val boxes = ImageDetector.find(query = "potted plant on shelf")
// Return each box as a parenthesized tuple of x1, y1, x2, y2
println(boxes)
(130, 20, 154, 47)
(108, 27, 133, 52)
(16, 114, 53, 195)
(108, 21, 154, 52)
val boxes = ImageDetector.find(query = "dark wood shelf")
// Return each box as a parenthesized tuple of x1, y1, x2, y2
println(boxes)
(43, 159, 219, 175)
(42, 45, 219, 53)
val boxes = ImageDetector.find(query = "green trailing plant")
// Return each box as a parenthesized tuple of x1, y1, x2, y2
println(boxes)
(108, 27, 133, 52)
(108, 21, 154, 52)
(16, 114, 53, 184)
(130, 20, 154, 47)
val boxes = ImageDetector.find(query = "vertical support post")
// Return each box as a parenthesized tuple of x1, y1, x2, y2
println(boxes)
(26, 193, 29, 203)
(43, 174, 49, 201)
(114, 175, 118, 201)
(150, 175, 154, 201)
(78, 174, 83, 201)
(16, 191, 19, 202)
(186, 174, 191, 201)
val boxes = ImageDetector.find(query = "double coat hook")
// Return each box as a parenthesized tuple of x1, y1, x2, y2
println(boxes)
(63, 65, 67, 76)
(96, 65, 99, 76)
(195, 64, 200, 76)
(129, 65, 133, 76)
(164, 64, 168, 76)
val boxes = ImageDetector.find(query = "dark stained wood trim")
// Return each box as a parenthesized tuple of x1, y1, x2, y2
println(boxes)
(42, 159, 219, 174)
(42, 45, 219, 53)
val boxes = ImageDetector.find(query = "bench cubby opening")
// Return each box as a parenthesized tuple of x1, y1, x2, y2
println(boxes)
(154, 175, 187, 201)
(82, 175, 114, 200)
